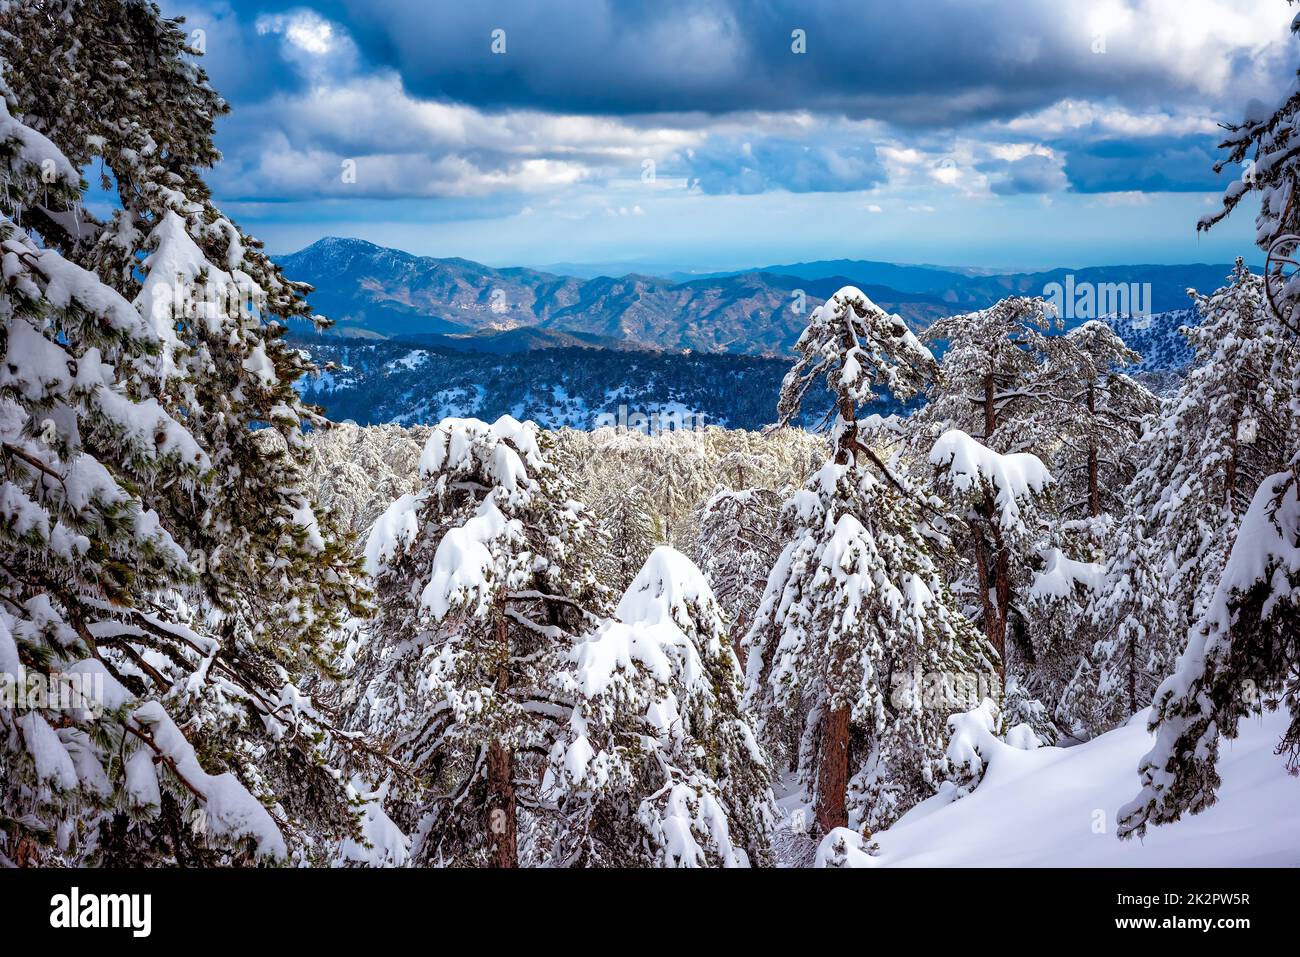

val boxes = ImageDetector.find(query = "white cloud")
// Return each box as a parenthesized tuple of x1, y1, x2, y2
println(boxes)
(1088, 191, 1155, 207)
(256, 11, 335, 55)
(1001, 99, 1220, 138)
(217, 69, 706, 199)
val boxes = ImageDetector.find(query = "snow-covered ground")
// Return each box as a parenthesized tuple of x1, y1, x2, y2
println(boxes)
(815, 707, 1300, 867)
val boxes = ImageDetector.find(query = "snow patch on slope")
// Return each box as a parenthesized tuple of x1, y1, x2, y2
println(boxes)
(817, 705, 1300, 866)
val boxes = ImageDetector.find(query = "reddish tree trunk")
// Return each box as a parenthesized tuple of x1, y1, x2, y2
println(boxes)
(994, 544, 1011, 673)
(816, 704, 851, 834)
(812, 388, 861, 836)
(486, 741, 517, 868)
(972, 388, 1011, 685)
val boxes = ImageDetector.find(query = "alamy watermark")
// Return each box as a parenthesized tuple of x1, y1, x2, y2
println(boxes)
(150, 275, 266, 323)
(1043, 275, 1152, 322)
(50, 887, 151, 937)
(1, 667, 106, 718)
(890, 668, 1002, 712)
(593, 403, 708, 435)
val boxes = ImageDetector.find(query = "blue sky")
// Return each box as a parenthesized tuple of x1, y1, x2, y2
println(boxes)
(163, 0, 1294, 270)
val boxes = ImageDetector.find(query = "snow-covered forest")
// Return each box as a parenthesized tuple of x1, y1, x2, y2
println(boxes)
(1, 0, 1298, 871)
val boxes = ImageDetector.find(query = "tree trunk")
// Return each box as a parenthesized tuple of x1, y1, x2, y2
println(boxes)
(732, 628, 748, 671)
(994, 543, 1012, 662)
(976, 374, 1010, 684)
(835, 395, 857, 465)
(814, 371, 858, 834)
(486, 741, 517, 868)
(815, 704, 850, 834)
(486, 609, 518, 868)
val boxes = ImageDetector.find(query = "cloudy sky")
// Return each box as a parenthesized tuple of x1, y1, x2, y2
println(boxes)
(163, 0, 1295, 270)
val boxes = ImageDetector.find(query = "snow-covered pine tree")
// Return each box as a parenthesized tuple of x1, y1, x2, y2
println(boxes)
(692, 484, 782, 668)
(910, 296, 1060, 456)
(545, 546, 775, 866)
(1, 0, 367, 652)
(0, 67, 296, 865)
(927, 429, 1053, 687)
(984, 322, 1156, 732)
(351, 416, 608, 866)
(1040, 321, 1156, 520)
(1057, 265, 1293, 742)
(746, 287, 993, 836)
(594, 482, 658, 593)
(906, 297, 1061, 687)
(1056, 519, 1178, 738)
(1110, 264, 1293, 651)
(0, 1, 375, 866)
(1119, 8, 1300, 836)
(1117, 467, 1299, 838)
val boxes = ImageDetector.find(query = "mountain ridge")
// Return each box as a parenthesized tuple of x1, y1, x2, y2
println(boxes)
(277, 236, 1237, 355)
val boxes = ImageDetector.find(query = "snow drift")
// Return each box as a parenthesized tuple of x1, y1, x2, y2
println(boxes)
(817, 704, 1300, 867)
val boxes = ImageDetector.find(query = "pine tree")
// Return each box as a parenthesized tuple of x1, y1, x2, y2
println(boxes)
(3, 0, 368, 649)
(0, 70, 285, 865)
(910, 296, 1060, 456)
(927, 428, 1053, 687)
(1058, 519, 1179, 737)
(594, 482, 658, 593)
(350, 416, 608, 866)
(0, 1, 375, 866)
(1118, 469, 1299, 838)
(1111, 264, 1293, 657)
(1051, 264, 1297, 745)
(908, 297, 1060, 687)
(996, 323, 1155, 730)
(1039, 321, 1156, 520)
(747, 287, 993, 836)
(1117, 5, 1300, 836)
(545, 547, 775, 866)
(692, 484, 782, 668)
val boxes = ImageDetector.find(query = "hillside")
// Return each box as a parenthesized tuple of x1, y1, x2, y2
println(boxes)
(279, 238, 1236, 362)
(815, 706, 1300, 867)
(292, 333, 885, 430)
(278, 239, 992, 353)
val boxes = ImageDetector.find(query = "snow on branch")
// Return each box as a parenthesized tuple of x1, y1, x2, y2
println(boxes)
(929, 429, 1052, 532)
(1030, 547, 1106, 601)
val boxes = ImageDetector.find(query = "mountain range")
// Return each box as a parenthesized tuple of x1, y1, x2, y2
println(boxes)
(279, 237, 1236, 355)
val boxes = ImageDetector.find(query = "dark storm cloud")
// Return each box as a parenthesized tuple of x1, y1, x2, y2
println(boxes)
(215, 0, 1284, 126)
(160, 0, 1292, 205)
(1061, 136, 1235, 193)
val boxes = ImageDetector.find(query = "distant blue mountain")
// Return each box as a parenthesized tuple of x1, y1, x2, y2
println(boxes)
(693, 259, 1240, 315)
(278, 237, 1235, 356)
